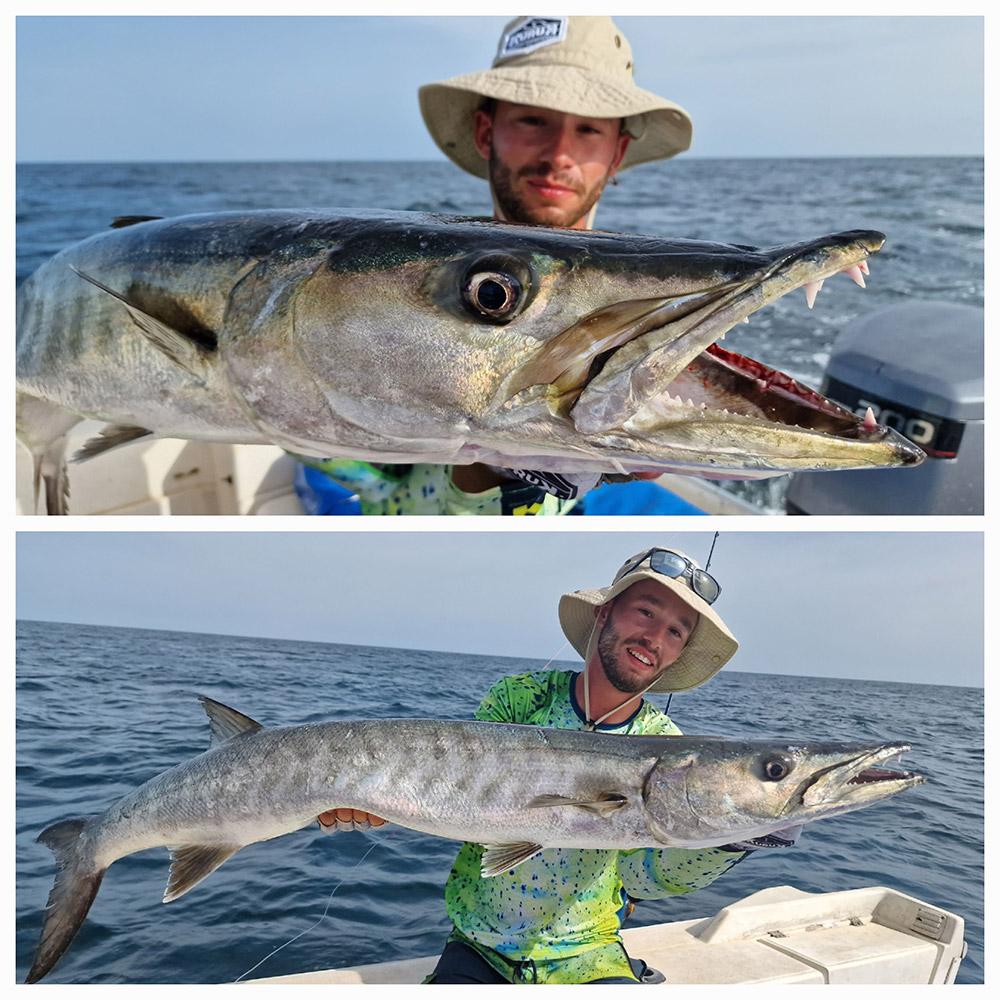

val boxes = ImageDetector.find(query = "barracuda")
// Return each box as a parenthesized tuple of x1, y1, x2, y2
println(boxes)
(26, 698, 923, 983)
(16, 209, 924, 513)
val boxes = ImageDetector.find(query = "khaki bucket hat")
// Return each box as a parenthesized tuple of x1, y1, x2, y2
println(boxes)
(419, 16, 693, 180)
(558, 548, 738, 693)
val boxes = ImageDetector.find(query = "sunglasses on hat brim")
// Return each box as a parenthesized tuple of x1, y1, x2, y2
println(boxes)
(614, 548, 721, 605)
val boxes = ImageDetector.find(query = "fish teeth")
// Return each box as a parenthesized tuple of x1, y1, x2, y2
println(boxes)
(804, 279, 824, 309)
(862, 406, 878, 432)
(843, 263, 867, 288)
(804, 260, 871, 308)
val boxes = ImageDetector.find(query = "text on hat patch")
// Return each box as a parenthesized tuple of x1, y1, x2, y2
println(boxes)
(499, 17, 567, 59)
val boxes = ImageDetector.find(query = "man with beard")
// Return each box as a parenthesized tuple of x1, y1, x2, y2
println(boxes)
(297, 16, 681, 514)
(318, 546, 801, 981)
(417, 546, 800, 983)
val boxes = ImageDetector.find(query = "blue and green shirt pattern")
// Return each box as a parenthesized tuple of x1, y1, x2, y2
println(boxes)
(296, 459, 575, 516)
(441, 670, 747, 983)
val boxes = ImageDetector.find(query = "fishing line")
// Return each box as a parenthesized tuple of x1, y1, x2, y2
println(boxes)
(233, 836, 382, 983)
(539, 638, 572, 671)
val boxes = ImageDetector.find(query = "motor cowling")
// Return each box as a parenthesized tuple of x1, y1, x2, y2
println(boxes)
(786, 301, 983, 514)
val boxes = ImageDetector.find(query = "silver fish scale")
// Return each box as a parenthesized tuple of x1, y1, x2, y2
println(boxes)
(89, 720, 661, 869)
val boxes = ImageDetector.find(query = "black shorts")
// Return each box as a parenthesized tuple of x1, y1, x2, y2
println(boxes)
(426, 939, 665, 985)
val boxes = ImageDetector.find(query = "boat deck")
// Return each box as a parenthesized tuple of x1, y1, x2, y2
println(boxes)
(248, 885, 965, 985)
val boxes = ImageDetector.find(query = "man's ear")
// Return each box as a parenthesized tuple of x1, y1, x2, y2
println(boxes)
(609, 133, 631, 177)
(473, 109, 493, 161)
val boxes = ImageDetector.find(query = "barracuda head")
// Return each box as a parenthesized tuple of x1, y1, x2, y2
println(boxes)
(224, 212, 924, 474)
(643, 738, 924, 848)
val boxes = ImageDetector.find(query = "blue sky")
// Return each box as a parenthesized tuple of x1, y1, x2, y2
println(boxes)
(16, 16, 983, 162)
(16, 531, 983, 687)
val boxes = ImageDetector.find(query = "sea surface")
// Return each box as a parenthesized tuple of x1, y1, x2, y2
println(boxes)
(16, 620, 984, 984)
(15, 157, 983, 513)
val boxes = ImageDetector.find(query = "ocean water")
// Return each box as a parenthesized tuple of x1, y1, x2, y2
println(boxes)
(15, 157, 983, 512)
(15, 620, 984, 984)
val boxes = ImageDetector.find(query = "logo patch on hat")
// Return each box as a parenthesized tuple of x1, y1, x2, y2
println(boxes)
(498, 17, 567, 59)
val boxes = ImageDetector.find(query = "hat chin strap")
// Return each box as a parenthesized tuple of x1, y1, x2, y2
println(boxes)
(582, 617, 661, 730)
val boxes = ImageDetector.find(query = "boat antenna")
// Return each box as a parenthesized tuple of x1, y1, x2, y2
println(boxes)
(665, 534, 719, 722)
(705, 531, 720, 571)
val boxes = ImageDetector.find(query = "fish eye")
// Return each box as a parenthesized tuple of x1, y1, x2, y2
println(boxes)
(463, 270, 522, 321)
(761, 755, 793, 781)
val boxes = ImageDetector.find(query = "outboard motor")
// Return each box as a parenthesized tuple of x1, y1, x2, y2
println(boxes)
(786, 302, 983, 515)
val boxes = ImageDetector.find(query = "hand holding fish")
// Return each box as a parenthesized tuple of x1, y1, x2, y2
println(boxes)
(318, 808, 388, 832)
(720, 823, 804, 851)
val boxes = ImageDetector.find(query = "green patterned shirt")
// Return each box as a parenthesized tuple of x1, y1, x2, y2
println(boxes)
(441, 670, 746, 983)
(296, 458, 577, 516)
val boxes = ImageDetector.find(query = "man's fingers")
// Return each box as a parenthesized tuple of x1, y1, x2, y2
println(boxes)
(317, 808, 388, 830)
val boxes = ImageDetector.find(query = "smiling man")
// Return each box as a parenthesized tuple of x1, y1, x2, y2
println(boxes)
(419, 545, 788, 983)
(299, 16, 691, 514)
(320, 545, 802, 982)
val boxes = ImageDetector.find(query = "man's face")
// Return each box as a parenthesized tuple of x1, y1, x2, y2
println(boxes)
(595, 580, 698, 694)
(473, 101, 630, 230)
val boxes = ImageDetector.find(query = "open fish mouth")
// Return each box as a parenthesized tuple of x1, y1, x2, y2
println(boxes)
(801, 743, 924, 809)
(496, 230, 924, 467)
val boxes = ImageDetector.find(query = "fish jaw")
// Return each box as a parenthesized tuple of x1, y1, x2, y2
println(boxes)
(578, 349, 925, 477)
(569, 230, 887, 433)
(798, 743, 924, 813)
(477, 230, 925, 475)
(604, 364, 925, 475)
(642, 739, 923, 848)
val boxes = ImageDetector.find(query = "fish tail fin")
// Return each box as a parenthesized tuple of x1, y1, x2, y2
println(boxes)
(25, 818, 105, 984)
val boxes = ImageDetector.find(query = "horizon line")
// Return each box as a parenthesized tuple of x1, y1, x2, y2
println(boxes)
(16, 618, 984, 692)
(15, 153, 985, 167)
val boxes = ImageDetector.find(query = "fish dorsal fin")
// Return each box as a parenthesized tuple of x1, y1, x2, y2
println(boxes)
(110, 215, 164, 229)
(480, 841, 544, 878)
(164, 844, 240, 902)
(199, 696, 263, 747)
(73, 425, 153, 463)
(69, 265, 213, 380)
(528, 793, 628, 817)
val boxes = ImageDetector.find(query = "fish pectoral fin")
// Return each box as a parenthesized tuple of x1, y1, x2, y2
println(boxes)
(164, 843, 241, 902)
(73, 425, 153, 463)
(199, 695, 264, 747)
(528, 793, 629, 817)
(69, 266, 214, 380)
(480, 842, 544, 878)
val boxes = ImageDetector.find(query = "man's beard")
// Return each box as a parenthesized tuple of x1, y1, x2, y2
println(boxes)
(596, 618, 661, 694)
(489, 148, 608, 229)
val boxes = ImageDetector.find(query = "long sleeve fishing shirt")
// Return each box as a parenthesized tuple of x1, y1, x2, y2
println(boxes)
(441, 670, 747, 983)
